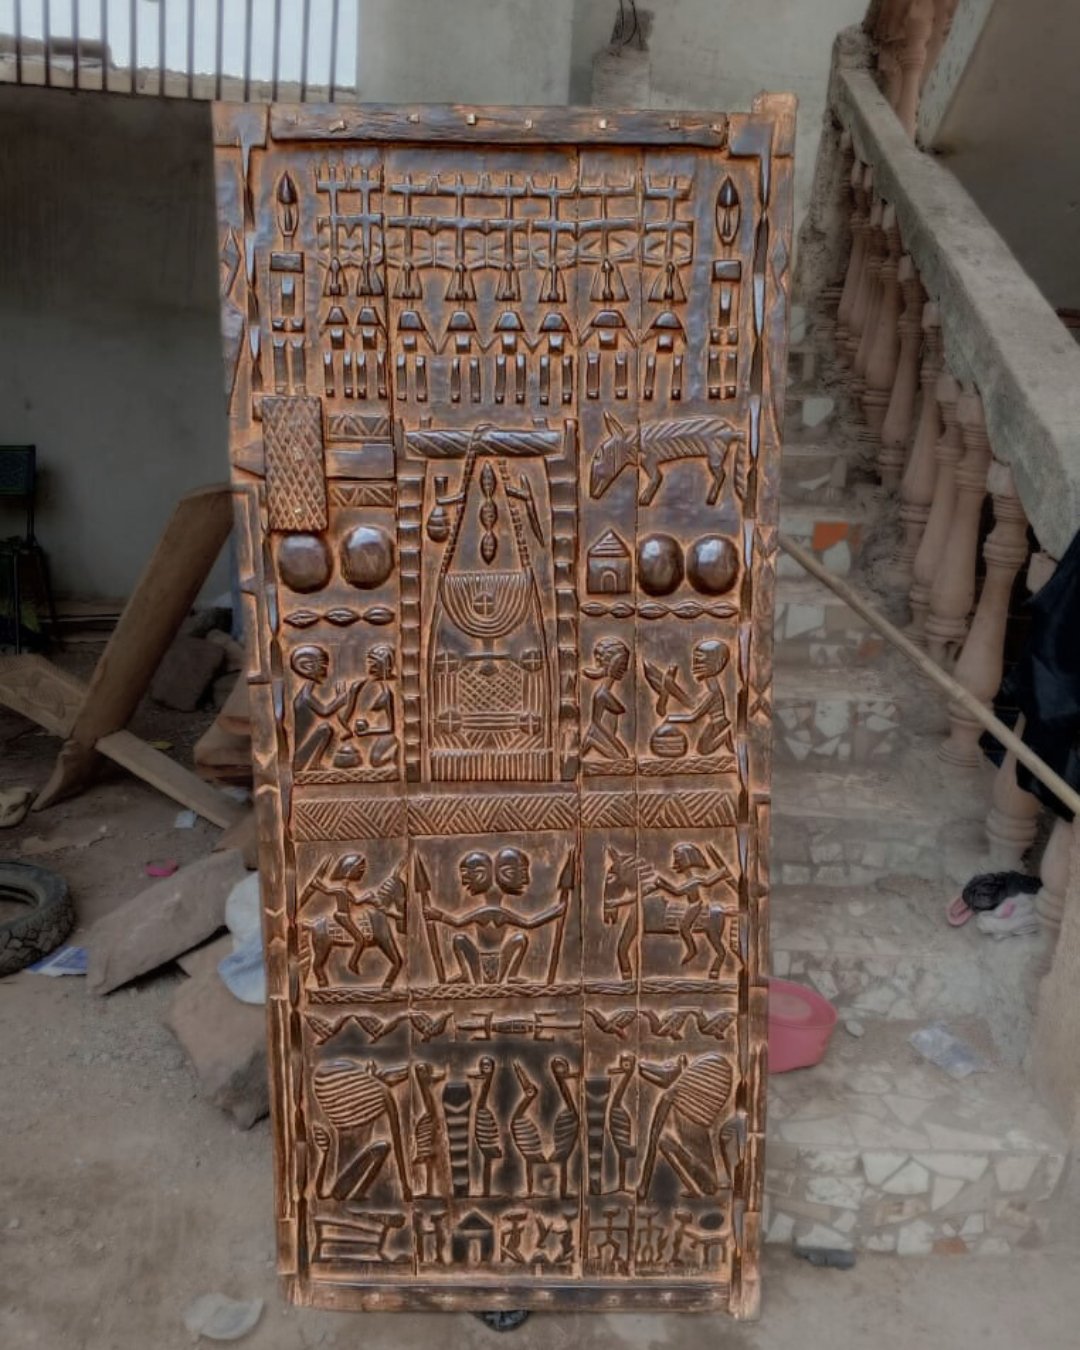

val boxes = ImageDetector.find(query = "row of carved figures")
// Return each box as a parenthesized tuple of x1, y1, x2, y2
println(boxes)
(818, 127, 1071, 970)
(308, 1049, 741, 1207)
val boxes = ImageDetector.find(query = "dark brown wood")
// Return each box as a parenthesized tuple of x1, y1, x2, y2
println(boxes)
(214, 97, 794, 1319)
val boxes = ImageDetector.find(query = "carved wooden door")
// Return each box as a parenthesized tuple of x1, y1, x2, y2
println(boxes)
(215, 98, 793, 1317)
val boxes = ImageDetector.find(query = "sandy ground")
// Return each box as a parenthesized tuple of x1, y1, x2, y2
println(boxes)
(2, 683, 1079, 1350)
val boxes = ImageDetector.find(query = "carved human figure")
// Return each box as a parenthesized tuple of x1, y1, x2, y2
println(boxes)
(582, 637, 631, 762)
(669, 640, 733, 754)
(657, 842, 733, 965)
(301, 852, 406, 990)
(423, 848, 567, 985)
(339, 643, 398, 770)
(290, 644, 358, 770)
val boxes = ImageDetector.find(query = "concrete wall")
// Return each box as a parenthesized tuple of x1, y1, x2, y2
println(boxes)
(570, 0, 869, 232)
(918, 0, 1080, 312)
(0, 86, 228, 602)
(357, 0, 575, 104)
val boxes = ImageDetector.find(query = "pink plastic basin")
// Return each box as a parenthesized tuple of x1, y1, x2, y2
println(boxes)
(768, 977, 838, 1072)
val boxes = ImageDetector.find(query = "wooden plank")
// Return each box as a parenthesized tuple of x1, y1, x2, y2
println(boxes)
(35, 483, 234, 810)
(0, 654, 86, 737)
(268, 102, 735, 146)
(97, 730, 245, 828)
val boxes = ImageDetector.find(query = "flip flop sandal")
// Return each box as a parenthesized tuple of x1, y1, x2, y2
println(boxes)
(946, 893, 974, 926)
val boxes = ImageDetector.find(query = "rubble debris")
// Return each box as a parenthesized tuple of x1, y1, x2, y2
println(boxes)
(167, 960, 269, 1129)
(86, 849, 247, 995)
(0, 786, 34, 829)
(794, 1246, 856, 1270)
(205, 627, 246, 672)
(150, 635, 226, 712)
(182, 1292, 264, 1341)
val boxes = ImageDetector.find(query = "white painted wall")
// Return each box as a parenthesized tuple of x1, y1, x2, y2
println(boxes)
(571, 0, 869, 231)
(0, 87, 229, 601)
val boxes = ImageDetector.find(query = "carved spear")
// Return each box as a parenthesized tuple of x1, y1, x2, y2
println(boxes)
(412, 854, 446, 984)
(546, 848, 576, 985)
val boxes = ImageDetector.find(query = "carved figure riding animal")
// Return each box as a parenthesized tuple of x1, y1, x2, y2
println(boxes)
(603, 843, 735, 980)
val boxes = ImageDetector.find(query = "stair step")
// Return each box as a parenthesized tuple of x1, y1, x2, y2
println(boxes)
(764, 1018, 1067, 1256)
(778, 502, 877, 577)
(773, 575, 885, 668)
(772, 664, 916, 766)
(770, 746, 992, 887)
(770, 882, 1035, 1063)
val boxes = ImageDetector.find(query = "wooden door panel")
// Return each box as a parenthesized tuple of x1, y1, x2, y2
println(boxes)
(214, 98, 793, 1317)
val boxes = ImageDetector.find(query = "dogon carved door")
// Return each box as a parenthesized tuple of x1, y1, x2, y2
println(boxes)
(215, 97, 793, 1317)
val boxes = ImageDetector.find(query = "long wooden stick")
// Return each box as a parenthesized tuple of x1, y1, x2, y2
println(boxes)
(779, 534, 1080, 818)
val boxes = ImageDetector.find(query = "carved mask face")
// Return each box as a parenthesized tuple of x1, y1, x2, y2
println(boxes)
(459, 852, 493, 895)
(292, 645, 330, 682)
(494, 847, 530, 896)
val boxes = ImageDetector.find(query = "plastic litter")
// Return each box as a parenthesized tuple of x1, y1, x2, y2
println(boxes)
(218, 871, 266, 1005)
(174, 809, 198, 829)
(909, 1023, 991, 1079)
(182, 1293, 263, 1342)
(145, 860, 180, 878)
(28, 945, 87, 977)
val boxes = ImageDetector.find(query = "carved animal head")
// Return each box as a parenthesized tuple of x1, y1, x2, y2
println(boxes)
(513, 1062, 540, 1101)
(589, 412, 637, 500)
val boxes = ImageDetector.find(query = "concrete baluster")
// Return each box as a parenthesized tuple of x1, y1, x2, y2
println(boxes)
(818, 131, 855, 350)
(844, 170, 877, 366)
(1036, 816, 1075, 977)
(836, 156, 869, 361)
(922, 0, 959, 92)
(940, 460, 1030, 765)
(897, 0, 934, 136)
(888, 301, 942, 589)
(878, 254, 923, 486)
(986, 716, 1042, 868)
(908, 369, 961, 643)
(876, 0, 907, 109)
(925, 389, 992, 666)
(852, 196, 885, 399)
(862, 205, 903, 441)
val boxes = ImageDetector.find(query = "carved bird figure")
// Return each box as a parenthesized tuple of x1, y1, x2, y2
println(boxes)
(468, 1055, 503, 1197)
(549, 1056, 581, 1199)
(586, 1007, 639, 1040)
(606, 1052, 637, 1193)
(412, 1062, 447, 1197)
(510, 1062, 546, 1196)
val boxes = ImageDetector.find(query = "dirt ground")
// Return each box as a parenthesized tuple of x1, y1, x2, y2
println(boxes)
(2, 681, 1079, 1350)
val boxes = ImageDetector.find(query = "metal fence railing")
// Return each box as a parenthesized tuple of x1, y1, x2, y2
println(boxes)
(0, 0, 359, 100)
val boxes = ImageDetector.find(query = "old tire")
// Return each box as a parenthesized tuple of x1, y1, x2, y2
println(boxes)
(0, 862, 74, 977)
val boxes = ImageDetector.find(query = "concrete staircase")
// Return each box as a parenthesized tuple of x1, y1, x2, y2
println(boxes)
(763, 317, 1067, 1257)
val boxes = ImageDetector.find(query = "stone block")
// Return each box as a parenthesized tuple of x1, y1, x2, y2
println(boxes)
(166, 964, 269, 1129)
(151, 635, 226, 711)
(87, 849, 247, 994)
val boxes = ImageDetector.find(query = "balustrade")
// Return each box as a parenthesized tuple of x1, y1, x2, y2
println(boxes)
(908, 370, 960, 642)
(862, 205, 903, 437)
(940, 460, 1030, 765)
(925, 389, 991, 665)
(878, 255, 924, 487)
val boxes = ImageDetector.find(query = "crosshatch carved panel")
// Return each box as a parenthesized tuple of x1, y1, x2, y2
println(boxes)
(214, 97, 794, 1319)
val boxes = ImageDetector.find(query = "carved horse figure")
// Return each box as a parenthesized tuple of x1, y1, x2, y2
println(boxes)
(589, 412, 744, 505)
(602, 845, 734, 980)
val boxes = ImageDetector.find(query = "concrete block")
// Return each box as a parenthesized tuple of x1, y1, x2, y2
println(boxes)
(151, 635, 226, 711)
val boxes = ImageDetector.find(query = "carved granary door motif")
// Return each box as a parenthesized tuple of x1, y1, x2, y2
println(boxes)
(214, 97, 794, 1317)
